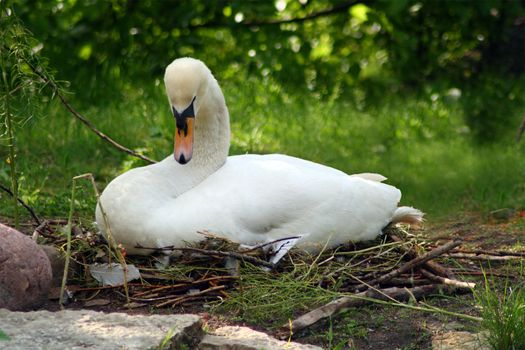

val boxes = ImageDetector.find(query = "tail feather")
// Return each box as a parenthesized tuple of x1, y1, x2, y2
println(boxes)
(391, 206, 424, 225)
(350, 173, 387, 182)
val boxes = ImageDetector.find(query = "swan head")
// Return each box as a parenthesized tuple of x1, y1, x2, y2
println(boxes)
(164, 57, 212, 164)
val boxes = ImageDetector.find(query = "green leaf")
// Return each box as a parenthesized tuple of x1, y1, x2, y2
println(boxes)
(350, 4, 370, 23)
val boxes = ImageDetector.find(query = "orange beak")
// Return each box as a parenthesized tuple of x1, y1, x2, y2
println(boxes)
(174, 117, 194, 164)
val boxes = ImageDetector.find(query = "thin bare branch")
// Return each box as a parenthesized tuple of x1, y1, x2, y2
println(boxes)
(420, 268, 475, 289)
(354, 240, 461, 292)
(0, 181, 41, 225)
(135, 244, 275, 268)
(190, 0, 359, 29)
(25, 61, 157, 164)
(285, 284, 468, 332)
(390, 233, 456, 278)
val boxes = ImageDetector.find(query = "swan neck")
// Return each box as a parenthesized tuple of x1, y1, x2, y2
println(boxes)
(176, 80, 230, 191)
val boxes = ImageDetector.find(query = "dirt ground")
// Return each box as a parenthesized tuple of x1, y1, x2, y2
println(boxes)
(11, 212, 525, 349)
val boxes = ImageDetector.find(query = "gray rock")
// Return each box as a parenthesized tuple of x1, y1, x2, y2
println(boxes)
(199, 326, 323, 350)
(0, 223, 52, 310)
(39, 244, 71, 288)
(0, 309, 202, 350)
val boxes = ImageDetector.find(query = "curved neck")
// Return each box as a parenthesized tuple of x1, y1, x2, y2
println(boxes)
(164, 79, 230, 196)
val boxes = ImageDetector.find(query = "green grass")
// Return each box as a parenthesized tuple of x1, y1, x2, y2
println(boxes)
(474, 269, 525, 350)
(1, 73, 524, 222)
(214, 263, 337, 328)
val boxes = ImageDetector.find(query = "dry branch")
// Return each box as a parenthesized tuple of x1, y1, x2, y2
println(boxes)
(420, 268, 475, 289)
(389, 233, 456, 278)
(452, 248, 525, 257)
(0, 181, 41, 225)
(445, 253, 522, 261)
(25, 62, 157, 164)
(135, 244, 275, 268)
(189, 0, 359, 28)
(286, 284, 453, 332)
(353, 240, 461, 292)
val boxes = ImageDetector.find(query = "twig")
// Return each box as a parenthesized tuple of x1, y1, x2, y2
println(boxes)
(445, 253, 522, 261)
(189, 0, 358, 28)
(379, 277, 433, 287)
(132, 275, 237, 298)
(420, 268, 475, 289)
(0, 181, 41, 226)
(135, 244, 275, 268)
(285, 284, 478, 332)
(155, 285, 226, 307)
(453, 270, 518, 279)
(452, 248, 525, 257)
(59, 179, 76, 308)
(26, 62, 157, 164)
(354, 240, 461, 292)
(390, 233, 456, 278)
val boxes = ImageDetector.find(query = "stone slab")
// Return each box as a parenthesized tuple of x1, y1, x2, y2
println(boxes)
(0, 309, 202, 350)
(432, 331, 489, 350)
(199, 326, 323, 350)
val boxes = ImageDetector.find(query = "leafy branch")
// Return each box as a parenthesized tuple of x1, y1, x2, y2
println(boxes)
(189, 0, 360, 29)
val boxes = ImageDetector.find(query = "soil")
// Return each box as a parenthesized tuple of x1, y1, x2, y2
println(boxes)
(6, 212, 525, 349)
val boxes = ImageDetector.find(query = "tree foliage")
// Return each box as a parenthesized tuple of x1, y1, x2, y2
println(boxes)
(8, 0, 525, 141)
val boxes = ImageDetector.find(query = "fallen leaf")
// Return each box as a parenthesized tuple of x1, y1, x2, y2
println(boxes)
(89, 263, 141, 286)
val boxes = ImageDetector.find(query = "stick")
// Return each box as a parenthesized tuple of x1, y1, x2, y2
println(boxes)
(154, 285, 226, 307)
(445, 253, 522, 261)
(354, 240, 461, 292)
(452, 248, 525, 257)
(453, 270, 518, 279)
(0, 181, 41, 225)
(135, 244, 275, 268)
(420, 268, 475, 289)
(390, 233, 456, 278)
(286, 284, 452, 332)
(26, 62, 157, 164)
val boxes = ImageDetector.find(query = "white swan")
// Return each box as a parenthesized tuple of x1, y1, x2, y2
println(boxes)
(96, 57, 423, 255)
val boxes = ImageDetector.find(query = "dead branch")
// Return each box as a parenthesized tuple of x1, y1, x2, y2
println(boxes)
(155, 285, 226, 307)
(25, 61, 157, 164)
(420, 268, 475, 289)
(389, 233, 456, 278)
(189, 0, 359, 29)
(135, 244, 275, 268)
(354, 240, 461, 292)
(445, 253, 522, 261)
(453, 270, 518, 279)
(379, 277, 433, 287)
(0, 181, 41, 225)
(242, 0, 358, 26)
(286, 284, 453, 332)
(452, 248, 525, 257)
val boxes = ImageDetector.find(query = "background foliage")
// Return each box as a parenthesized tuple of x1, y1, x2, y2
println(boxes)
(1, 0, 525, 220)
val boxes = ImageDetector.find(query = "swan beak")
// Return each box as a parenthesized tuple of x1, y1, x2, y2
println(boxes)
(174, 116, 194, 164)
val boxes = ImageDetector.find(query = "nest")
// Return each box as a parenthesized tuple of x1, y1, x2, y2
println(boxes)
(34, 220, 524, 331)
